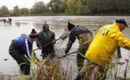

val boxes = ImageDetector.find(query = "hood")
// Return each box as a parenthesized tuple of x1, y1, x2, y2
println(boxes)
(43, 24, 49, 31)
(68, 22, 76, 31)
(21, 34, 32, 42)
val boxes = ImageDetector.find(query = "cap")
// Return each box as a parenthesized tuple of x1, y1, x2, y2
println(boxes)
(29, 29, 38, 38)
(116, 19, 128, 27)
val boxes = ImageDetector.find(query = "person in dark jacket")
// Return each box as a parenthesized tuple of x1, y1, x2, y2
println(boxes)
(63, 22, 93, 71)
(9, 29, 39, 76)
(36, 24, 56, 59)
(8, 18, 12, 24)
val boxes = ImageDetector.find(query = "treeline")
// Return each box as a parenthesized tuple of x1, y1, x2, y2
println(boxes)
(0, 0, 130, 16)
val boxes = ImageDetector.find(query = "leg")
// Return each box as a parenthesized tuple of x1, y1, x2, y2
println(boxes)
(10, 52, 30, 75)
(94, 66, 108, 80)
(18, 58, 30, 75)
(77, 53, 85, 71)
(75, 59, 95, 80)
(42, 48, 48, 59)
(9, 43, 30, 75)
(117, 47, 121, 58)
(75, 52, 85, 80)
(48, 44, 55, 59)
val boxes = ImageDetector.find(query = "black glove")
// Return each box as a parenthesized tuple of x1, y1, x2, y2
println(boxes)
(65, 50, 69, 54)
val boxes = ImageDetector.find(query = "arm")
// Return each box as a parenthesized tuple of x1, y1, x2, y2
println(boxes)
(112, 30, 130, 50)
(36, 32, 42, 48)
(24, 40, 39, 61)
(31, 45, 40, 62)
(51, 31, 56, 44)
(20, 39, 32, 59)
(65, 31, 76, 54)
(52, 31, 56, 40)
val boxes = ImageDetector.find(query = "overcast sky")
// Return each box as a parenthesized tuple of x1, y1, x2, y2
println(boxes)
(0, 0, 50, 10)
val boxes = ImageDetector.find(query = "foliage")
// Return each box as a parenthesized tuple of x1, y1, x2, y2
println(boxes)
(87, 0, 130, 14)
(48, 0, 66, 13)
(13, 6, 20, 16)
(0, 0, 130, 16)
(31, 1, 46, 14)
(0, 5, 9, 16)
(20, 8, 30, 15)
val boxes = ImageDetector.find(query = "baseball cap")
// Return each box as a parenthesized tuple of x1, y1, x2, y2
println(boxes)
(116, 19, 128, 27)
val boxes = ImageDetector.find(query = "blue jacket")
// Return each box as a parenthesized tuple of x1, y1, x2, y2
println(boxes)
(13, 34, 35, 59)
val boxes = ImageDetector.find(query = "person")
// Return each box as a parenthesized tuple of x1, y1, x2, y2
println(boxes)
(8, 18, 12, 24)
(9, 29, 39, 78)
(63, 22, 93, 71)
(36, 24, 56, 59)
(2, 19, 7, 23)
(85, 19, 130, 80)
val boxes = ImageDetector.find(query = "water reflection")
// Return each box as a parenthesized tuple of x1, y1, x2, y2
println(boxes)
(15, 22, 29, 27)
(33, 23, 43, 30)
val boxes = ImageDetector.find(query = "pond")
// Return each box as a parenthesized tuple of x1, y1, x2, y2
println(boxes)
(0, 16, 130, 79)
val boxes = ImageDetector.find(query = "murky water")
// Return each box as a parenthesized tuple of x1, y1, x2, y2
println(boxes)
(0, 16, 130, 79)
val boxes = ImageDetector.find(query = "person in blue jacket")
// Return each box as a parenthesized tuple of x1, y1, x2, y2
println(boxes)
(9, 29, 39, 75)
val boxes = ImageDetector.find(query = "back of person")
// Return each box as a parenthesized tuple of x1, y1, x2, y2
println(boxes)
(86, 22, 130, 68)
(9, 34, 32, 57)
(65, 24, 93, 54)
(73, 26, 93, 49)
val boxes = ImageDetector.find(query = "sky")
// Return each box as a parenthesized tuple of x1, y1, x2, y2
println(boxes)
(0, 0, 50, 10)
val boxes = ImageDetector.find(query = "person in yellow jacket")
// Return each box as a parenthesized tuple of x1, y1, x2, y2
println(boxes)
(85, 19, 130, 80)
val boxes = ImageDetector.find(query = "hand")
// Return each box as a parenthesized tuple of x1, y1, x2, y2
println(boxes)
(63, 54, 67, 57)
(35, 61, 41, 67)
(35, 57, 41, 67)
(40, 54, 43, 57)
(35, 57, 40, 62)
(36, 58, 40, 62)
(52, 40, 56, 44)
(39, 47, 42, 50)
(61, 54, 67, 58)
(58, 54, 67, 58)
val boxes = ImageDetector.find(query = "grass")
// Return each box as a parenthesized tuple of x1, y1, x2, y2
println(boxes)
(1, 52, 130, 80)
(34, 52, 130, 80)
(1, 59, 130, 80)
(36, 57, 70, 80)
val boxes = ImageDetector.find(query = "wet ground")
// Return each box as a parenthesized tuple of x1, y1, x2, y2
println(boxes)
(0, 16, 130, 80)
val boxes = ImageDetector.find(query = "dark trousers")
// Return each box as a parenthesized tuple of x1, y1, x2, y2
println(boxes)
(9, 42, 30, 75)
(75, 49, 87, 80)
(77, 49, 86, 71)
(42, 44, 55, 59)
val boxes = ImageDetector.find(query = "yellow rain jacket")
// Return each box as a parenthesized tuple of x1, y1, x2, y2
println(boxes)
(85, 23, 130, 68)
